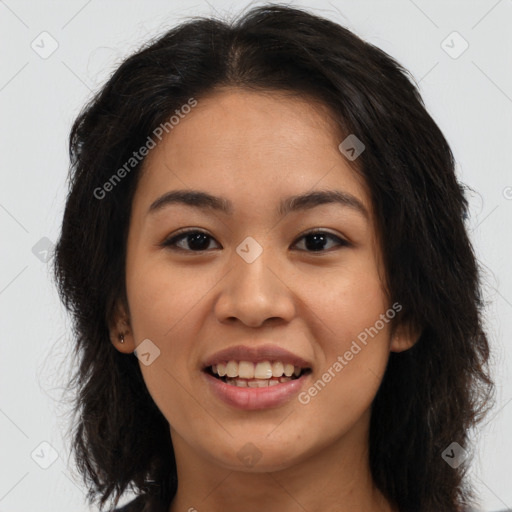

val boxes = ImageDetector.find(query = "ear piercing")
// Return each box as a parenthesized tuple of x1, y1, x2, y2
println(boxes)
(119, 333, 125, 344)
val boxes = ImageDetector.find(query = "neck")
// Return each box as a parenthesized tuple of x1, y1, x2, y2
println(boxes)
(168, 411, 396, 512)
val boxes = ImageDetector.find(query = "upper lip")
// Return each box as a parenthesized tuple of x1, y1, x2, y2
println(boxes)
(202, 344, 312, 370)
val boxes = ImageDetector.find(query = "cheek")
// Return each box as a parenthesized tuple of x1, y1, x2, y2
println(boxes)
(298, 316, 391, 437)
(124, 254, 221, 420)
(125, 263, 206, 428)
(126, 254, 209, 342)
(302, 254, 389, 346)
(298, 261, 391, 408)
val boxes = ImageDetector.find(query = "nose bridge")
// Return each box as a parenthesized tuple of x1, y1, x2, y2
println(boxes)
(213, 236, 295, 327)
(232, 236, 280, 304)
(235, 239, 274, 291)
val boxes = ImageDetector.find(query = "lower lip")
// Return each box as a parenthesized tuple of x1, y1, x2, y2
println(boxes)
(202, 371, 311, 410)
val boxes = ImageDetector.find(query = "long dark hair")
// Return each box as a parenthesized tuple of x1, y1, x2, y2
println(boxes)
(53, 4, 494, 511)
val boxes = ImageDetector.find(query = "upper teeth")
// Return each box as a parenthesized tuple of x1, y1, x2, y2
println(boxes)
(212, 360, 302, 379)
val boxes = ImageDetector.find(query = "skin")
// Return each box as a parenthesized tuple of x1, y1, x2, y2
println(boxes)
(110, 88, 417, 512)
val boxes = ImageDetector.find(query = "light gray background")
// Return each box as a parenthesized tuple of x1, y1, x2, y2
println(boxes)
(1, 1, 511, 511)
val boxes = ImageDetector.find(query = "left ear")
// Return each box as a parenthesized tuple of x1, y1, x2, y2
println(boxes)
(390, 319, 422, 353)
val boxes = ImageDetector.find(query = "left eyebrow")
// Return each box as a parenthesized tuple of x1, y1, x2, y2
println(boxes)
(147, 189, 368, 219)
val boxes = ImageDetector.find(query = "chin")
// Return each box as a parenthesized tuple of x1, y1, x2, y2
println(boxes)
(203, 436, 312, 473)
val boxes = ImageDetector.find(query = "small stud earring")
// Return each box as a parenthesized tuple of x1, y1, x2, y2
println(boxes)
(119, 333, 125, 344)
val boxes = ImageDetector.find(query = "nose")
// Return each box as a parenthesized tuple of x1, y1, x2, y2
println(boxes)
(213, 246, 296, 328)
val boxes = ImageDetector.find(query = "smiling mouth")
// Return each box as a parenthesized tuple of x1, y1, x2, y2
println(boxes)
(204, 361, 312, 388)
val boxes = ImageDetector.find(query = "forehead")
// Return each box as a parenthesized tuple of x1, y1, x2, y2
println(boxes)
(135, 87, 371, 216)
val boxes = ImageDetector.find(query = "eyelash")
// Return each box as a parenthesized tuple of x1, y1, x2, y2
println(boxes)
(160, 229, 350, 253)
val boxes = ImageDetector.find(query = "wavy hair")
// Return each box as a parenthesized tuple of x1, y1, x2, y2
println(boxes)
(53, 4, 494, 511)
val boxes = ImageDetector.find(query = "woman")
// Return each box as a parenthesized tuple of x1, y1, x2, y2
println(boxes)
(53, 4, 495, 512)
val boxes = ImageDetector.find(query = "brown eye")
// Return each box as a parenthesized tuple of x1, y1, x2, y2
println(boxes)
(293, 230, 350, 252)
(162, 230, 221, 252)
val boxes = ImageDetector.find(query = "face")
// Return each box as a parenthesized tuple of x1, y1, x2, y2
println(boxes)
(113, 88, 412, 473)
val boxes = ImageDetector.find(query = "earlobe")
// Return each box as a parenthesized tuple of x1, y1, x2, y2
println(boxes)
(108, 303, 136, 353)
(390, 321, 422, 353)
(109, 321, 136, 354)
